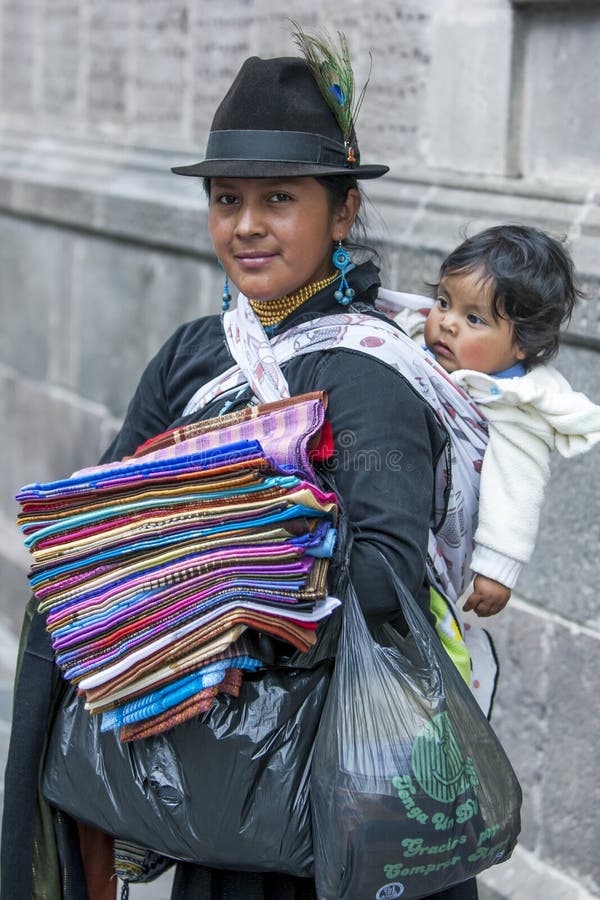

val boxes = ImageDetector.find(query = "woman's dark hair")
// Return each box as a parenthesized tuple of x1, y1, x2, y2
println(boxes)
(437, 224, 581, 366)
(314, 174, 375, 260)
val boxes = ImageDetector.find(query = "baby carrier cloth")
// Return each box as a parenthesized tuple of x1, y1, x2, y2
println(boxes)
(183, 288, 497, 713)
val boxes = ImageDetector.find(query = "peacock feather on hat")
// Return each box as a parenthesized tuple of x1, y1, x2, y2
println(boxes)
(292, 23, 370, 157)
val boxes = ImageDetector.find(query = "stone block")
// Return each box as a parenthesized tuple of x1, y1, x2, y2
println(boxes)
(100, 415, 123, 457)
(476, 880, 504, 900)
(0, 2, 37, 115)
(541, 625, 600, 891)
(426, 1, 514, 175)
(517, 344, 600, 625)
(370, 175, 600, 343)
(485, 604, 600, 898)
(0, 212, 85, 389)
(0, 216, 54, 381)
(42, 0, 80, 119)
(353, 2, 431, 169)
(0, 552, 30, 636)
(0, 174, 13, 206)
(132, 1, 189, 137)
(72, 237, 215, 417)
(0, 370, 18, 519)
(383, 243, 445, 296)
(566, 189, 600, 293)
(519, 6, 600, 184)
(0, 373, 109, 518)
(0, 375, 111, 637)
(551, 344, 600, 417)
(566, 213, 600, 336)
(372, 176, 574, 250)
(16, 179, 97, 229)
(88, 3, 131, 126)
(190, 6, 256, 145)
(98, 190, 209, 256)
(483, 606, 549, 850)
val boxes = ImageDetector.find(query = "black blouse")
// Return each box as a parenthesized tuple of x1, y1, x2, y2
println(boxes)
(101, 261, 447, 625)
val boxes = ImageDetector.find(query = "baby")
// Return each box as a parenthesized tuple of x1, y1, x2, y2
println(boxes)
(392, 224, 600, 617)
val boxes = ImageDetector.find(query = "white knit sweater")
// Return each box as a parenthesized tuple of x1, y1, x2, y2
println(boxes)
(390, 300, 600, 588)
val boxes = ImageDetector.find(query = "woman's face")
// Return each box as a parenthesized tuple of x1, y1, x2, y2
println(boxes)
(208, 177, 359, 302)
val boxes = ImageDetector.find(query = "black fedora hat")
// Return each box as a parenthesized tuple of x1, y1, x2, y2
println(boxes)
(171, 56, 389, 180)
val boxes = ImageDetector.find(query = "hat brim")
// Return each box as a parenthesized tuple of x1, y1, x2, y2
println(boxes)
(171, 159, 389, 180)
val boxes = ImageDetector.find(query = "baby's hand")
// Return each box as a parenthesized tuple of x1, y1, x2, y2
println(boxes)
(462, 575, 511, 617)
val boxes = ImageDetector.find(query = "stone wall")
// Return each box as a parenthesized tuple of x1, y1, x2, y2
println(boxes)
(0, 1, 599, 897)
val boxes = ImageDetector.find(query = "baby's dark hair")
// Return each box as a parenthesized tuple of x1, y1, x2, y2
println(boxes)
(438, 224, 581, 366)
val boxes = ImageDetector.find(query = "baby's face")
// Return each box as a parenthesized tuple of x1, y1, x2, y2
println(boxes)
(423, 269, 525, 374)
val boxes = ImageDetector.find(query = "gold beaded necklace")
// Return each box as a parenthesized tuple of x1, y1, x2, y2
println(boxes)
(250, 272, 338, 327)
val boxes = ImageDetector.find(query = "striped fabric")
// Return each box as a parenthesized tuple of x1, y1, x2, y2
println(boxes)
(16, 395, 340, 740)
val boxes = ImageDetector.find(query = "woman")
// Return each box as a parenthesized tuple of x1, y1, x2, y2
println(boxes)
(1, 37, 479, 900)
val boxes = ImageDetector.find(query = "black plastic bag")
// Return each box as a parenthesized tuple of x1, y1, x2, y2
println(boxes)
(311, 560, 522, 899)
(43, 660, 331, 876)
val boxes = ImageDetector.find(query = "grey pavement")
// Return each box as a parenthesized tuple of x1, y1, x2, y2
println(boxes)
(0, 615, 18, 821)
(128, 869, 175, 898)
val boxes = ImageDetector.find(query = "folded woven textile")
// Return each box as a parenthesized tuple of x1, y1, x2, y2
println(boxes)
(16, 393, 340, 740)
(85, 627, 251, 712)
(100, 655, 263, 731)
(118, 665, 245, 742)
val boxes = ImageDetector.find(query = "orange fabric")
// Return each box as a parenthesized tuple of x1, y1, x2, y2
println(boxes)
(76, 820, 116, 900)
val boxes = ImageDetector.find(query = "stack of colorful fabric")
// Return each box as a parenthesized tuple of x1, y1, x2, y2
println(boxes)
(16, 394, 339, 741)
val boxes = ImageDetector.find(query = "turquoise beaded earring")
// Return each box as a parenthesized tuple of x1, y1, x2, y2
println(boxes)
(332, 240, 355, 305)
(218, 260, 232, 311)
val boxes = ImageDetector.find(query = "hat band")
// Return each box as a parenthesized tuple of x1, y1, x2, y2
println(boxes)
(204, 129, 358, 168)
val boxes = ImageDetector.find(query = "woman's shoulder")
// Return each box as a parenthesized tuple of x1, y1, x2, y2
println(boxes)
(160, 313, 223, 363)
(142, 312, 232, 391)
(284, 309, 430, 401)
(155, 312, 235, 410)
(287, 340, 445, 434)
